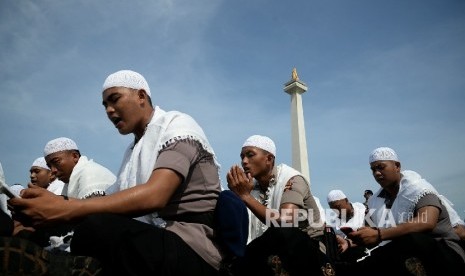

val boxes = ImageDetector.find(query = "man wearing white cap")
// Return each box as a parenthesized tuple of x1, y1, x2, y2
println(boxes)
(8, 146, 115, 253)
(44, 137, 115, 199)
(326, 189, 367, 263)
(10, 70, 222, 276)
(326, 189, 366, 237)
(29, 157, 64, 195)
(227, 135, 331, 276)
(336, 147, 465, 275)
(9, 158, 66, 240)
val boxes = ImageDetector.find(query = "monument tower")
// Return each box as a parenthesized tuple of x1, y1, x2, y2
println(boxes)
(283, 68, 310, 184)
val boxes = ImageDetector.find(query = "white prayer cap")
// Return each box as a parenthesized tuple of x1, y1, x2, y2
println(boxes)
(369, 147, 399, 164)
(242, 135, 276, 156)
(102, 70, 151, 96)
(31, 157, 49, 170)
(327, 189, 347, 203)
(44, 137, 78, 157)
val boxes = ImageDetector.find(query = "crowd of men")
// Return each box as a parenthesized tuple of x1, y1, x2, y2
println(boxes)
(1, 70, 464, 276)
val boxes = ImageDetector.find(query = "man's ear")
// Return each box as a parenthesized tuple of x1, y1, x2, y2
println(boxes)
(138, 89, 148, 100)
(267, 154, 275, 163)
(72, 151, 80, 164)
(49, 171, 57, 182)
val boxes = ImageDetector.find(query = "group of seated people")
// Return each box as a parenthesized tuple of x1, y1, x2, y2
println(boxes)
(1, 70, 464, 276)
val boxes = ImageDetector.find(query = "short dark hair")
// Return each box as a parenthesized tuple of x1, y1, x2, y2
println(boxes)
(68, 149, 81, 158)
(146, 94, 153, 107)
(364, 189, 373, 195)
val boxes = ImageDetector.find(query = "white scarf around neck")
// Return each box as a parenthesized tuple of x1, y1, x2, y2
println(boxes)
(369, 170, 438, 228)
(107, 106, 218, 226)
(65, 156, 116, 199)
(248, 163, 308, 242)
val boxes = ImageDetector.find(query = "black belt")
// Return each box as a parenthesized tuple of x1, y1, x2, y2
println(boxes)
(161, 211, 215, 229)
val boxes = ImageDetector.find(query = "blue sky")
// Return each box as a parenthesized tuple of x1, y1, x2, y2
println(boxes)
(1, 0, 464, 217)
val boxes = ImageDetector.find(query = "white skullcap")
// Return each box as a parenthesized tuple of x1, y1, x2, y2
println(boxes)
(102, 70, 151, 96)
(44, 137, 79, 157)
(327, 189, 347, 203)
(369, 147, 399, 164)
(242, 135, 276, 156)
(31, 157, 49, 170)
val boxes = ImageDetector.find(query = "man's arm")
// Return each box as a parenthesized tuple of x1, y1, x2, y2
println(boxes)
(9, 168, 182, 227)
(349, 205, 439, 246)
(454, 224, 465, 240)
(227, 165, 273, 223)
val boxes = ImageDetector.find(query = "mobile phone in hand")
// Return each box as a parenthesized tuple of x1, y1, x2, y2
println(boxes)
(1, 181, 18, 198)
(340, 227, 354, 235)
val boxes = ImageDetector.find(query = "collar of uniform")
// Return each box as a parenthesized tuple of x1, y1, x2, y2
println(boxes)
(378, 189, 395, 209)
